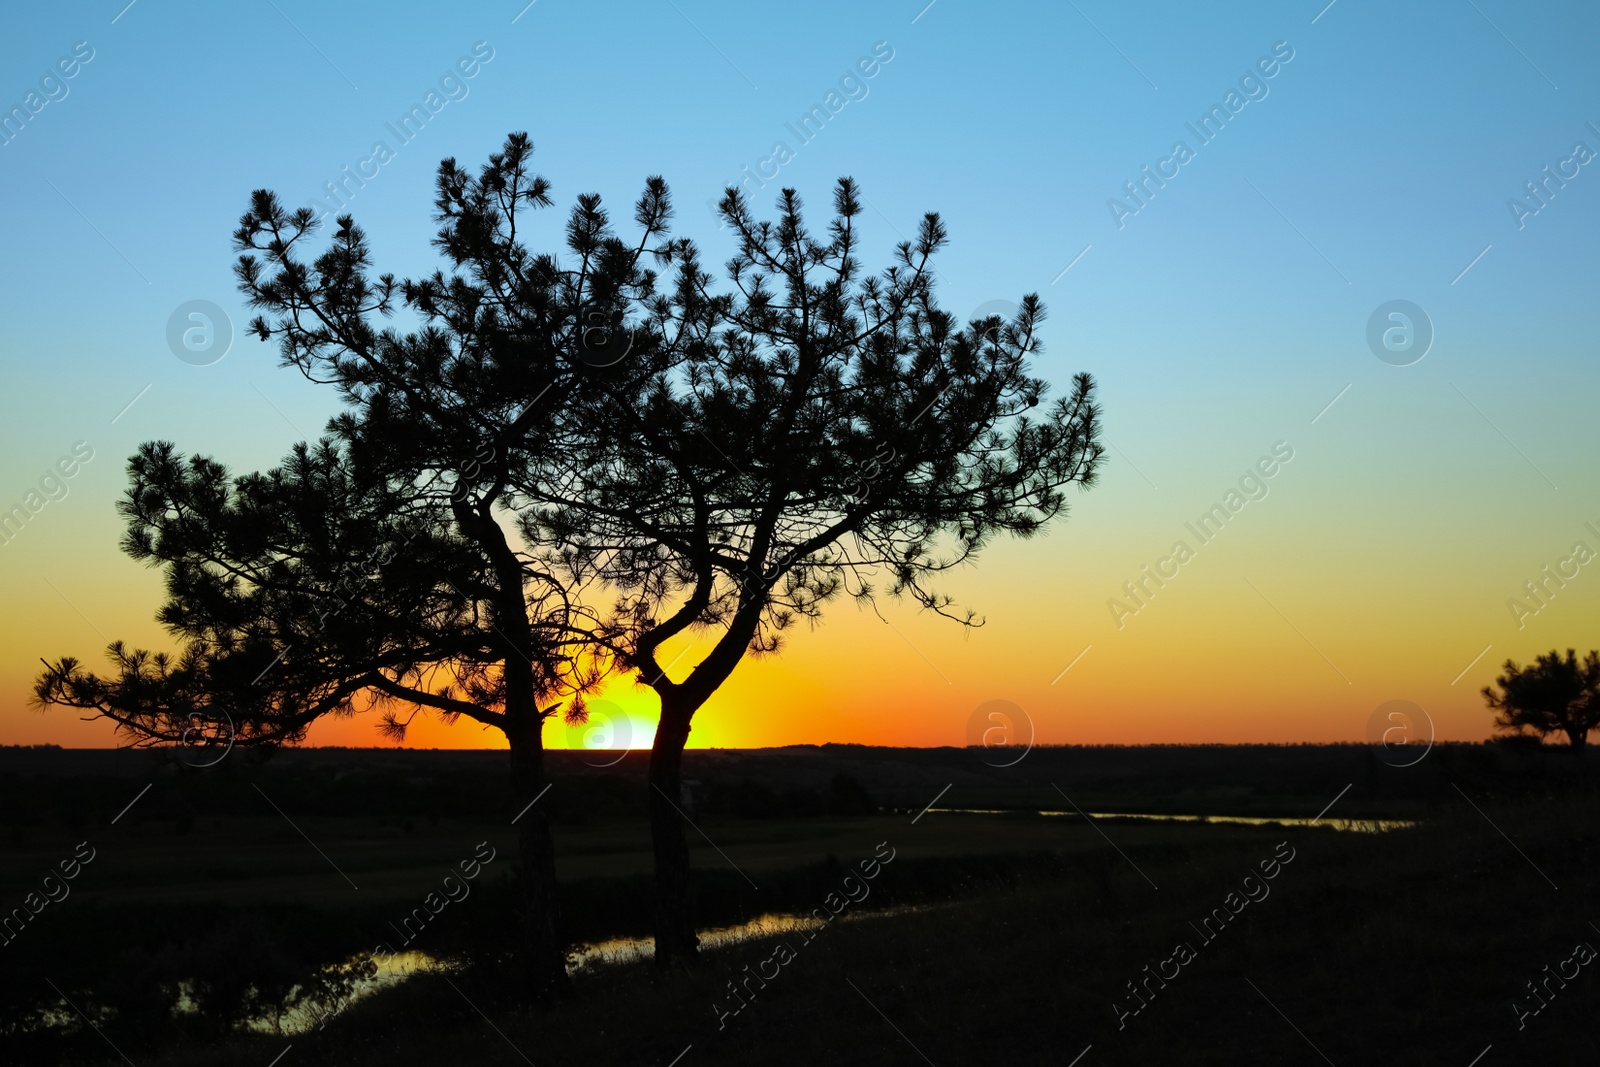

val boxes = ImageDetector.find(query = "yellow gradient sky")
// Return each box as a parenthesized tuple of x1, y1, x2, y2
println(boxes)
(3, 0, 1598, 751)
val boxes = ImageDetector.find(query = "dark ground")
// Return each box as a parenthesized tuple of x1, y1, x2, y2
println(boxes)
(1, 741, 1593, 1065)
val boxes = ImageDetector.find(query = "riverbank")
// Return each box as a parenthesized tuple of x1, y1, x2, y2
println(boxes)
(36, 787, 1595, 1066)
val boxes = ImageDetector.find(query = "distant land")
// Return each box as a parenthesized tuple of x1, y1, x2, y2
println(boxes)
(2, 741, 1580, 822)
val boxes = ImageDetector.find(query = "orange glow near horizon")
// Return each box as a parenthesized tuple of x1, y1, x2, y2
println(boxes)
(3, 2, 1600, 755)
(6, 412, 1599, 752)
(12, 504, 1597, 752)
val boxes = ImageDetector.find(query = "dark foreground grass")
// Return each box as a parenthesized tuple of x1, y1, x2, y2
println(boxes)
(46, 787, 1600, 1067)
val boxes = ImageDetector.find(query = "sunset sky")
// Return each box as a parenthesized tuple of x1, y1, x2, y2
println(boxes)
(2, 1, 1597, 752)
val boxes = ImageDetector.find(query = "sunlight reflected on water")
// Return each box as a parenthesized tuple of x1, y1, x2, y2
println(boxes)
(569, 912, 829, 971)
(928, 808, 1413, 832)
(238, 808, 1409, 1033)
(246, 950, 449, 1035)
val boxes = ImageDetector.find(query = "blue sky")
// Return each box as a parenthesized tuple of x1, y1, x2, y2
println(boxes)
(3, 0, 1599, 747)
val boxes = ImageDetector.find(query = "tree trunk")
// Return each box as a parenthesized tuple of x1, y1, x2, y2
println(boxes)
(507, 720, 571, 999)
(1567, 727, 1588, 752)
(641, 602, 765, 971)
(648, 699, 699, 970)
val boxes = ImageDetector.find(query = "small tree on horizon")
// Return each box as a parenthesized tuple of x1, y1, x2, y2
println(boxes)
(1483, 648, 1600, 751)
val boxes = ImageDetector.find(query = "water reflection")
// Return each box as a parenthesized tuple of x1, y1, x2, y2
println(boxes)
(569, 904, 942, 971)
(928, 808, 1414, 833)
(569, 912, 828, 971)
(255, 914, 847, 1033)
(244, 808, 1411, 1032)
(247, 950, 448, 1035)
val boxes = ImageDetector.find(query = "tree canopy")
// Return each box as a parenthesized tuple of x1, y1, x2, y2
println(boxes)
(1484, 648, 1600, 750)
(506, 165, 1104, 961)
(36, 132, 1107, 977)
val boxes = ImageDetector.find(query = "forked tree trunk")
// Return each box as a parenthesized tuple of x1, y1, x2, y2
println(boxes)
(644, 605, 765, 970)
(648, 699, 699, 969)
(507, 719, 571, 999)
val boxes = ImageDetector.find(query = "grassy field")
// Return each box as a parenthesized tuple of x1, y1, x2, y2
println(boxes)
(4, 743, 1596, 1065)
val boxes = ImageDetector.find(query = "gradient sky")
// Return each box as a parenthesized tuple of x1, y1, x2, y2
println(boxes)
(2, 0, 1597, 753)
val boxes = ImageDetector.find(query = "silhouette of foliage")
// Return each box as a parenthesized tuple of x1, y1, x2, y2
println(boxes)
(31, 132, 659, 998)
(522, 174, 1104, 962)
(35, 132, 1105, 976)
(1484, 648, 1600, 750)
